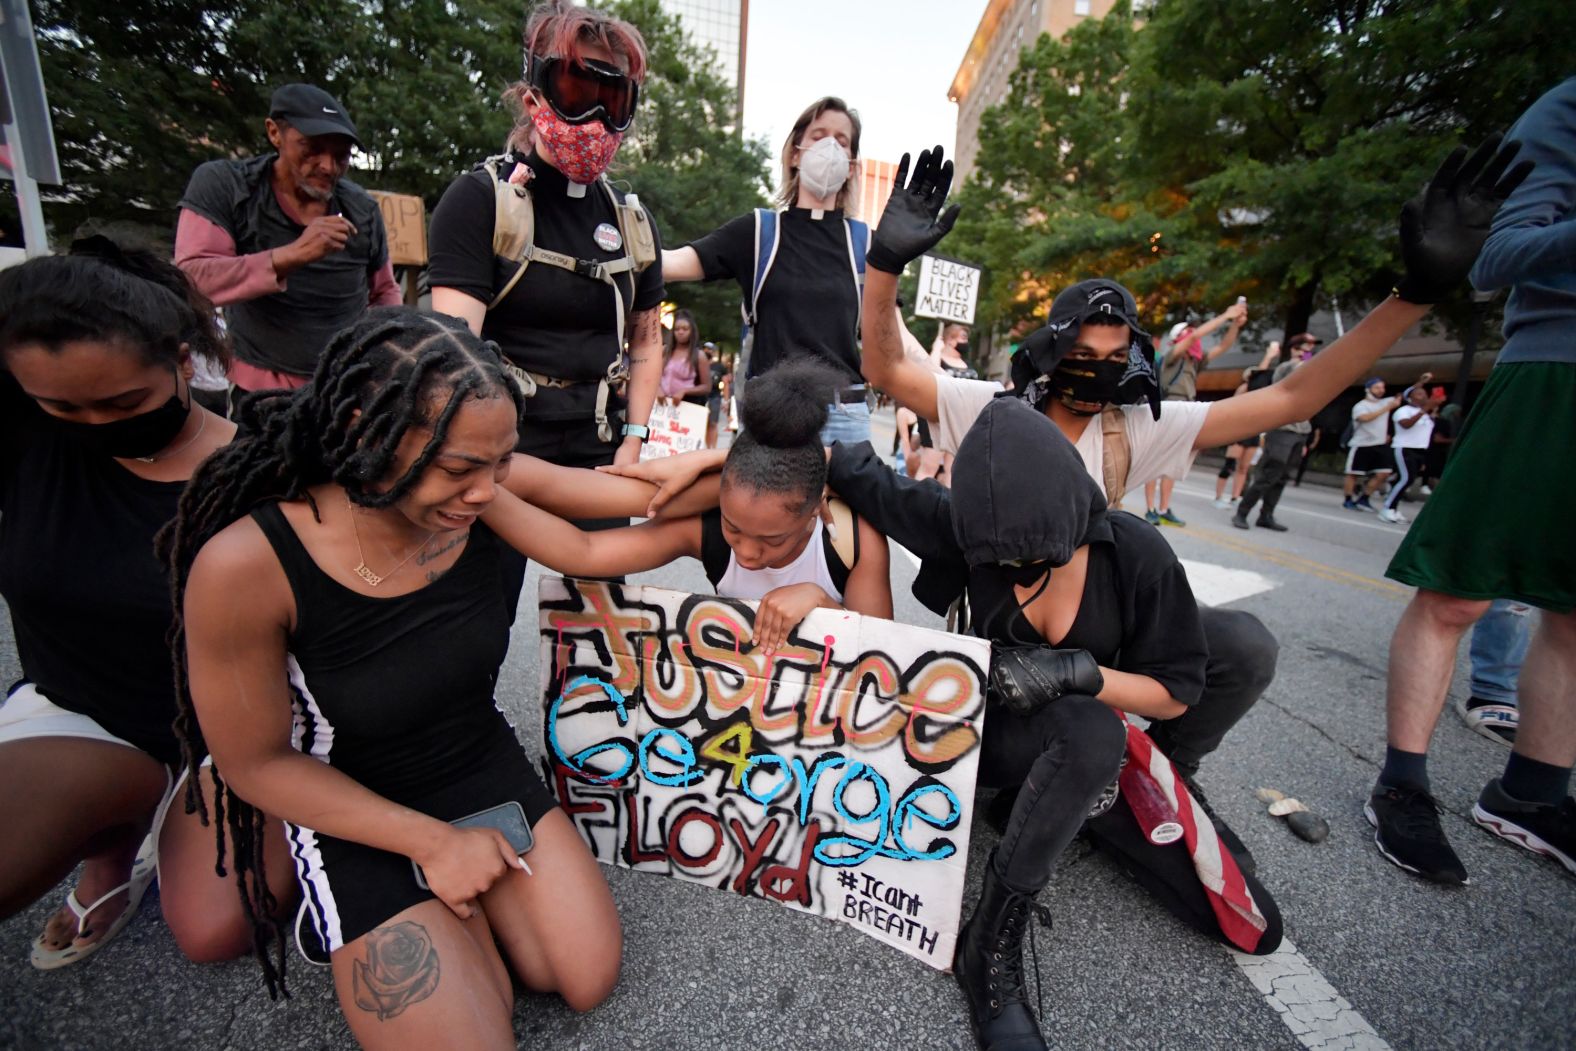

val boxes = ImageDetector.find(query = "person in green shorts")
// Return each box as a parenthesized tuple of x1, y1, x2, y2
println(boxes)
(1368, 77, 1576, 886)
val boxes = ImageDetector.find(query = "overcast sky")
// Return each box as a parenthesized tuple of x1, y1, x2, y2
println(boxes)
(738, 0, 991, 187)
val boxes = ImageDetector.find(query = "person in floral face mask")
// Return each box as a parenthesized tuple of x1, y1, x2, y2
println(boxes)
(429, 0, 664, 502)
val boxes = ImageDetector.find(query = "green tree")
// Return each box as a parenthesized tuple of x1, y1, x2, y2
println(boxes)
(1127, 0, 1573, 335)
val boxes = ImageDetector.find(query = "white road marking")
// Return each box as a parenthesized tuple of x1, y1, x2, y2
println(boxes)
(1170, 482, 1407, 536)
(1232, 938, 1391, 1050)
(1178, 558, 1276, 607)
(894, 543, 922, 570)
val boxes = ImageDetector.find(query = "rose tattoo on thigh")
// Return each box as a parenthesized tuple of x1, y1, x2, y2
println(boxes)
(352, 921, 441, 1021)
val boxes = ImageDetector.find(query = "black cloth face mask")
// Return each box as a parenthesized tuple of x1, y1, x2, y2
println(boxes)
(1049, 357, 1128, 415)
(45, 373, 192, 459)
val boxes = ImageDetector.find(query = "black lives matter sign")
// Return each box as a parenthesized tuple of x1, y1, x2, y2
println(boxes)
(914, 255, 982, 326)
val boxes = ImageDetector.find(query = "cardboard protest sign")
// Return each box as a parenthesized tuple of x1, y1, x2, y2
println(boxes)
(915, 255, 982, 325)
(368, 190, 428, 266)
(638, 400, 709, 461)
(538, 577, 990, 970)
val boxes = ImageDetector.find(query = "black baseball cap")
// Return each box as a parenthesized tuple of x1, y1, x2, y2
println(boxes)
(269, 84, 360, 146)
(1010, 279, 1162, 418)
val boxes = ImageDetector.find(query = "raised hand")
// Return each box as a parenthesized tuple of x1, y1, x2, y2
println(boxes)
(1396, 134, 1534, 304)
(866, 145, 963, 275)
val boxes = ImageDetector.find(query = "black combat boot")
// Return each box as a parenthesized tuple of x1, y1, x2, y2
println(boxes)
(953, 859, 1048, 1051)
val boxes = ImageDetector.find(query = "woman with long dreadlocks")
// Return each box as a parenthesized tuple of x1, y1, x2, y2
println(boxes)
(0, 240, 295, 970)
(166, 306, 736, 1045)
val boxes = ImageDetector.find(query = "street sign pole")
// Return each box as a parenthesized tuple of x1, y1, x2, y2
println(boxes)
(2, 116, 50, 258)
(0, 0, 61, 256)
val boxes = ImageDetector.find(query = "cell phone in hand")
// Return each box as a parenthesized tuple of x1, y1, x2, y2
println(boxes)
(413, 801, 534, 890)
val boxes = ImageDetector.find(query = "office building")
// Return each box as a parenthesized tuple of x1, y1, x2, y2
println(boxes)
(853, 158, 899, 231)
(949, 0, 1121, 183)
(661, 0, 748, 119)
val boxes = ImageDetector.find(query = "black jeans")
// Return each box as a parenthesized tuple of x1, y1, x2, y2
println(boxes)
(1237, 430, 1307, 519)
(1147, 607, 1279, 778)
(981, 694, 1127, 894)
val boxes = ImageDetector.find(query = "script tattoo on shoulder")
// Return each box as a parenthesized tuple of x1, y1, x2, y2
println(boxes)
(351, 920, 441, 1022)
(416, 530, 469, 567)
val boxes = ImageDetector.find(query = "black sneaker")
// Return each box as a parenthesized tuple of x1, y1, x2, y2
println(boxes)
(1364, 784, 1468, 885)
(1473, 779, 1576, 877)
(1255, 516, 1289, 532)
(294, 900, 332, 968)
(1182, 776, 1257, 877)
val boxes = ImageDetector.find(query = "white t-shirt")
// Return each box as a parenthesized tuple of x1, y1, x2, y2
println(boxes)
(1390, 406, 1434, 450)
(716, 517, 844, 603)
(1349, 397, 1393, 447)
(934, 376, 1211, 491)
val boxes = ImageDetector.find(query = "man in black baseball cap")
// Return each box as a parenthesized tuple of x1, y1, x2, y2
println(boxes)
(1008, 278, 1162, 421)
(174, 83, 398, 395)
(268, 83, 361, 146)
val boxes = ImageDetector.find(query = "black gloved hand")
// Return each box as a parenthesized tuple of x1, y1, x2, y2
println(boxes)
(1395, 134, 1534, 304)
(988, 645, 1105, 715)
(865, 145, 963, 275)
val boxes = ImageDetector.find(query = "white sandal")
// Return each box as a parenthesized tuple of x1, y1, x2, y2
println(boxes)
(29, 831, 157, 971)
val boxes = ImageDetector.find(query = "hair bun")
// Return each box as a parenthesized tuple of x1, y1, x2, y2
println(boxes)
(738, 356, 839, 448)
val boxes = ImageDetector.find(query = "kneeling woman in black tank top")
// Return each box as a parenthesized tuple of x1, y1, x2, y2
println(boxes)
(164, 308, 751, 1043)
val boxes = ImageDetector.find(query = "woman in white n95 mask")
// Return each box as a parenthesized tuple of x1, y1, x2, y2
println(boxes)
(662, 97, 876, 445)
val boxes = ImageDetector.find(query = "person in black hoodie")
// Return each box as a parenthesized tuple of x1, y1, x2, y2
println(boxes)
(826, 397, 1282, 1051)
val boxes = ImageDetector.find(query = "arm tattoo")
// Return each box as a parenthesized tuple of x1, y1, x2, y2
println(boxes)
(351, 921, 441, 1021)
(871, 309, 902, 366)
(415, 530, 470, 567)
(632, 308, 662, 345)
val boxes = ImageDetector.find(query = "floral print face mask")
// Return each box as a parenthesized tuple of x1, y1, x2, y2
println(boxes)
(533, 105, 623, 184)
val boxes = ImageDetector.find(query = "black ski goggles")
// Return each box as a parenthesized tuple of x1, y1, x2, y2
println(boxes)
(527, 55, 640, 133)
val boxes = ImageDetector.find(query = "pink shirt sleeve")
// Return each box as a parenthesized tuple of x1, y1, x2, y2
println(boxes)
(368, 257, 403, 306)
(174, 209, 285, 306)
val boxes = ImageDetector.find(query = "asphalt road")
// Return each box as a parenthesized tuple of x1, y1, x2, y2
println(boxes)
(2, 415, 1572, 1050)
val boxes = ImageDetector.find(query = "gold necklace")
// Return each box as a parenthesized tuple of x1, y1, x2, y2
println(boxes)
(133, 410, 207, 464)
(346, 493, 437, 587)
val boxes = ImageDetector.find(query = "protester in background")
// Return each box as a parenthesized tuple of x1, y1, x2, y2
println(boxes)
(932, 322, 978, 379)
(663, 96, 873, 444)
(1457, 600, 1534, 746)
(704, 344, 728, 448)
(175, 84, 400, 399)
(1212, 343, 1284, 509)
(1230, 353, 1312, 532)
(1342, 378, 1401, 510)
(430, 0, 663, 473)
(1369, 81, 1571, 886)
(1378, 385, 1442, 523)
(0, 242, 296, 971)
(1145, 302, 1247, 525)
(1422, 390, 1459, 492)
(657, 309, 712, 406)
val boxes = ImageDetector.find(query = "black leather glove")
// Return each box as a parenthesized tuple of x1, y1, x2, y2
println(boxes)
(988, 645, 1105, 715)
(1394, 134, 1534, 304)
(865, 145, 963, 275)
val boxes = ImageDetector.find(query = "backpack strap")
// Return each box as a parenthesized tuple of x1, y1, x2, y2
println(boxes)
(1100, 406, 1131, 511)
(747, 208, 781, 326)
(845, 218, 869, 321)
(699, 508, 732, 587)
(821, 498, 858, 598)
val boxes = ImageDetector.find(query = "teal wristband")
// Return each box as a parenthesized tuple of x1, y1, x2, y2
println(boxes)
(622, 423, 650, 442)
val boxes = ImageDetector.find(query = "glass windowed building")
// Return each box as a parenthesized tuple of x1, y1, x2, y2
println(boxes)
(660, 0, 748, 121)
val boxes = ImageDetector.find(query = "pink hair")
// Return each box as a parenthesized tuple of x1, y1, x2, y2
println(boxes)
(524, 0, 648, 82)
(503, 1, 648, 153)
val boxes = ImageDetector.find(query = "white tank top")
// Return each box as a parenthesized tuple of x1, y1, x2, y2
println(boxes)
(716, 517, 844, 604)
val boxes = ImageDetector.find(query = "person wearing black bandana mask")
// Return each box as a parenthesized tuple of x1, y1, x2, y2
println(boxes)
(0, 240, 303, 972)
(819, 398, 1282, 1051)
(850, 135, 1529, 872)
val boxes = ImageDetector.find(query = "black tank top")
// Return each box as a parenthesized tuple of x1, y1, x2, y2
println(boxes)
(251, 502, 520, 802)
(0, 379, 185, 763)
